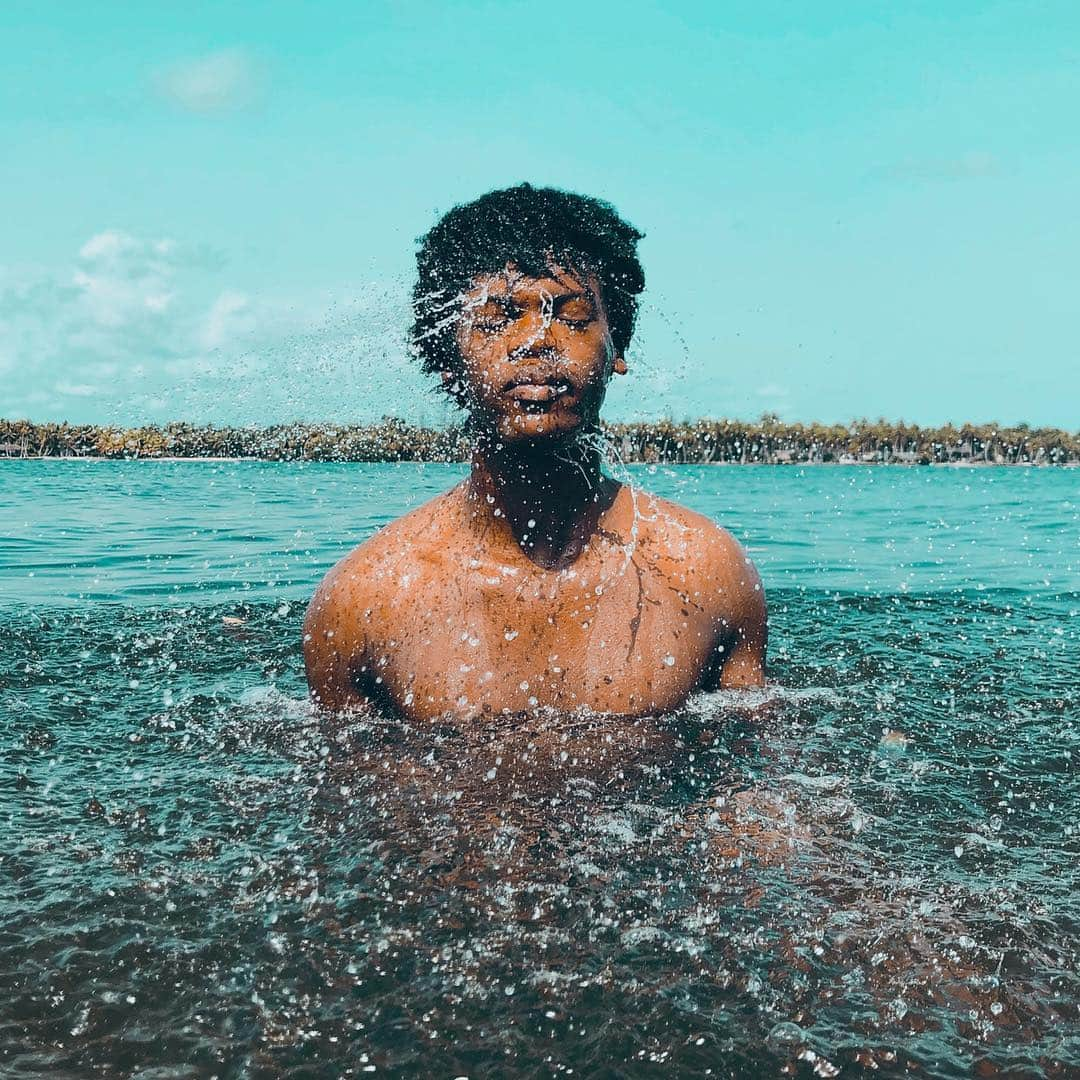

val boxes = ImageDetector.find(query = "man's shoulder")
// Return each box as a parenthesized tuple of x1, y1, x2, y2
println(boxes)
(628, 486, 763, 618)
(616, 485, 766, 685)
(630, 488, 748, 572)
(309, 487, 461, 610)
(302, 489, 462, 706)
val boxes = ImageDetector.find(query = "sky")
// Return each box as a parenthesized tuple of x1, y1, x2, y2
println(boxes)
(2, 0, 1079, 429)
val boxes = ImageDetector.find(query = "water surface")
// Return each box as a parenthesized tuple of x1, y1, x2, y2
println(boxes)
(2, 463, 1077, 1077)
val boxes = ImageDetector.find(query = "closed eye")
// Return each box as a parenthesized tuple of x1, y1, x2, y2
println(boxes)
(471, 300, 519, 332)
(555, 295, 596, 329)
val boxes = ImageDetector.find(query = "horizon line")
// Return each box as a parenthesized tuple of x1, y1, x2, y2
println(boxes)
(3, 416, 1079, 436)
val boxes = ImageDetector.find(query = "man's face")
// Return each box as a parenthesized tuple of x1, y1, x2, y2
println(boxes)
(452, 264, 627, 445)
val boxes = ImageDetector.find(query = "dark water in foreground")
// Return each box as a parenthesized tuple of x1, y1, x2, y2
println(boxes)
(2, 463, 1078, 1077)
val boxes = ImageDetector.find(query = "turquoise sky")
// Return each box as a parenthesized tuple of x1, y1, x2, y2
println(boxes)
(2, 0, 1078, 428)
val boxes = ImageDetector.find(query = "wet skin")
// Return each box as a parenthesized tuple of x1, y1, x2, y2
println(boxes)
(304, 265, 766, 721)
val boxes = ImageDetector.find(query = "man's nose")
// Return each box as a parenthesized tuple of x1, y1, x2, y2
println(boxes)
(510, 311, 559, 359)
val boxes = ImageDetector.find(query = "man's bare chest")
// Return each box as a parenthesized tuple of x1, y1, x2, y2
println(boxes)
(366, 551, 720, 720)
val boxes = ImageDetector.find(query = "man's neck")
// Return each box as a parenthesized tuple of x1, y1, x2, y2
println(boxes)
(466, 434, 619, 570)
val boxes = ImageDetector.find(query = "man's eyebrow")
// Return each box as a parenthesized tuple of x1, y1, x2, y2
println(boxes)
(504, 289, 595, 306)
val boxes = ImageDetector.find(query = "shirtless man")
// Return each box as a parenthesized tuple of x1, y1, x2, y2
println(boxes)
(304, 184, 766, 719)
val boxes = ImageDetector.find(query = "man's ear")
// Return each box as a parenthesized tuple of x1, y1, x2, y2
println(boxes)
(612, 356, 628, 376)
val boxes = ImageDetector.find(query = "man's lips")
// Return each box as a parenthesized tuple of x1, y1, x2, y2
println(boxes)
(505, 383, 569, 402)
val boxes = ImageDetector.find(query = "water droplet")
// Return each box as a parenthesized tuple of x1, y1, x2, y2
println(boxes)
(663, 655, 676, 667)
(766, 1021, 804, 1051)
(880, 728, 909, 752)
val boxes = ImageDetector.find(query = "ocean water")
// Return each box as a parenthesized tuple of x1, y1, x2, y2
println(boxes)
(2, 461, 1077, 1077)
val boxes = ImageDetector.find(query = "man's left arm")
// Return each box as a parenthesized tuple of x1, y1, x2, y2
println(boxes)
(718, 571, 767, 688)
(703, 534, 768, 690)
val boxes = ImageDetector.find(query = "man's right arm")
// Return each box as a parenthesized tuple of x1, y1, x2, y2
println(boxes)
(302, 562, 372, 712)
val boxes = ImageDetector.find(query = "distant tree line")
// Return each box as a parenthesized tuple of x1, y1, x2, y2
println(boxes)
(1, 415, 1078, 464)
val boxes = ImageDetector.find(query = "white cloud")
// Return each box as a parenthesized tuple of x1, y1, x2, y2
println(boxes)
(0, 231, 442, 426)
(752, 382, 795, 419)
(144, 292, 174, 313)
(202, 290, 252, 350)
(156, 49, 262, 113)
(55, 381, 99, 397)
(1, 230, 246, 419)
(79, 230, 136, 261)
(71, 229, 180, 328)
(756, 382, 790, 400)
(884, 151, 1000, 182)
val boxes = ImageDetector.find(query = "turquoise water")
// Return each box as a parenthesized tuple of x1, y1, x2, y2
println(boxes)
(2, 462, 1078, 1076)
(4, 461, 1078, 603)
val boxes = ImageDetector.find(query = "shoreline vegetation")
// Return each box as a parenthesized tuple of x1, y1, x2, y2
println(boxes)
(2, 416, 1078, 465)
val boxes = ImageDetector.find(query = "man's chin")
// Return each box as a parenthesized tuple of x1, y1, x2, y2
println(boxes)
(498, 410, 583, 445)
